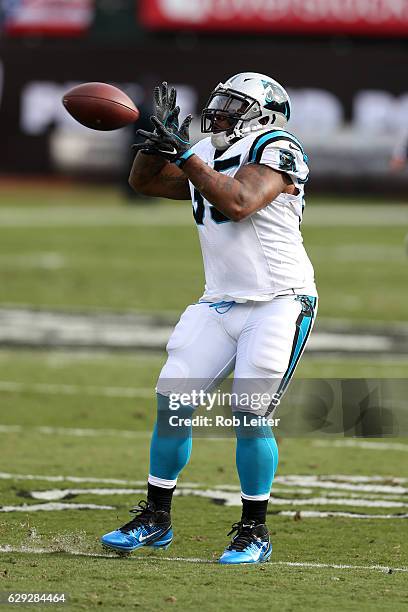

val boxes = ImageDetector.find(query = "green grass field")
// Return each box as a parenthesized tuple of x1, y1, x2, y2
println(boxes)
(0, 185, 407, 610)
(0, 185, 407, 320)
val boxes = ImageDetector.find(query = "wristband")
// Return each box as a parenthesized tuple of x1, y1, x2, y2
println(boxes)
(175, 149, 195, 168)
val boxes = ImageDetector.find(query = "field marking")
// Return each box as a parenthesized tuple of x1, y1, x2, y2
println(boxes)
(0, 472, 148, 485)
(0, 424, 232, 442)
(1, 471, 407, 486)
(0, 204, 406, 228)
(0, 206, 192, 228)
(0, 472, 199, 488)
(275, 510, 408, 520)
(1, 308, 407, 353)
(301, 474, 408, 484)
(273, 561, 408, 573)
(112, 487, 408, 509)
(1, 502, 407, 520)
(26, 487, 408, 510)
(308, 333, 393, 352)
(0, 503, 114, 513)
(0, 425, 151, 439)
(310, 244, 406, 263)
(0, 253, 66, 270)
(274, 475, 408, 495)
(0, 545, 406, 573)
(30, 488, 147, 501)
(314, 440, 408, 452)
(2, 422, 408, 456)
(0, 380, 153, 399)
(4, 471, 408, 517)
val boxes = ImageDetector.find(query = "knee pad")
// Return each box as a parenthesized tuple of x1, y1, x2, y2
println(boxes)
(247, 316, 297, 375)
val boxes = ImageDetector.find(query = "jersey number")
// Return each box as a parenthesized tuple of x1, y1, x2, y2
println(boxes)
(193, 190, 231, 225)
(192, 155, 241, 226)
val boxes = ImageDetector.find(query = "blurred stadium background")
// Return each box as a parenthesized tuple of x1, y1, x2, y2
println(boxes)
(0, 0, 407, 193)
(0, 1, 407, 609)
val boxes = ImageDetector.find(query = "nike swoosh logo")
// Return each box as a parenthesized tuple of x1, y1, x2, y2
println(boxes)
(289, 143, 300, 151)
(158, 147, 177, 155)
(138, 530, 161, 543)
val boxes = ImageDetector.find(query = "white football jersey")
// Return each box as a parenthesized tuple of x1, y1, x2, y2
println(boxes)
(188, 129, 317, 302)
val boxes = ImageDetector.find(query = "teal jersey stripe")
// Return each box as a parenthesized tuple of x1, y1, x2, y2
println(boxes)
(249, 130, 305, 163)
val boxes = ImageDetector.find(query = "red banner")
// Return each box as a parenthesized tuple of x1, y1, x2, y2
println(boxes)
(4, 0, 94, 36)
(139, 0, 408, 36)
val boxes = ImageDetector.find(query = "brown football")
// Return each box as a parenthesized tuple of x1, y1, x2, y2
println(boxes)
(62, 82, 140, 131)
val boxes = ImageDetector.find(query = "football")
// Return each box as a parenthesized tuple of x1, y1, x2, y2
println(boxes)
(62, 82, 140, 131)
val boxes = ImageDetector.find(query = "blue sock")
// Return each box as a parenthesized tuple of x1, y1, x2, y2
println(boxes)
(235, 412, 279, 499)
(149, 393, 193, 482)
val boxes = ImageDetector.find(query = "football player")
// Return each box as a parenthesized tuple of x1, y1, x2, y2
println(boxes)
(101, 74, 318, 564)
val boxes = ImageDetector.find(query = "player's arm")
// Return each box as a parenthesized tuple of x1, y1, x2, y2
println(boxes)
(128, 81, 190, 200)
(137, 114, 293, 220)
(182, 156, 292, 221)
(129, 152, 190, 200)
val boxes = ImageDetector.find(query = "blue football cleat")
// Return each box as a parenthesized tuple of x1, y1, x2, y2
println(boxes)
(101, 500, 173, 555)
(219, 521, 272, 565)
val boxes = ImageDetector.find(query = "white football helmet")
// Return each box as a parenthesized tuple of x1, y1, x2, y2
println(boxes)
(201, 72, 291, 151)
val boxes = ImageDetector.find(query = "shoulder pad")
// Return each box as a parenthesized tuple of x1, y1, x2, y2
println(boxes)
(248, 130, 307, 164)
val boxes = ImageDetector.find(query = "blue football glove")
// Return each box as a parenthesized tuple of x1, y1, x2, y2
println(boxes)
(133, 110, 194, 166)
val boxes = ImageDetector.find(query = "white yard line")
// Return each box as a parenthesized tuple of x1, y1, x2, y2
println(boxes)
(0, 472, 201, 488)
(2, 422, 408, 459)
(3, 471, 408, 516)
(0, 424, 151, 439)
(272, 560, 408, 573)
(0, 472, 148, 485)
(0, 253, 66, 270)
(0, 204, 406, 227)
(314, 440, 408, 452)
(275, 475, 408, 495)
(0, 424, 232, 441)
(0, 206, 192, 228)
(30, 488, 147, 501)
(0, 503, 114, 512)
(1, 503, 407, 520)
(308, 333, 393, 352)
(26, 487, 408, 511)
(0, 380, 153, 399)
(0, 545, 406, 572)
(275, 510, 408, 520)
(309, 244, 406, 262)
(299, 474, 408, 484)
(1, 471, 406, 486)
(181, 489, 408, 509)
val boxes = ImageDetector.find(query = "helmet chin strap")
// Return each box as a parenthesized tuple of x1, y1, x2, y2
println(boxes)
(211, 123, 258, 151)
(210, 113, 287, 151)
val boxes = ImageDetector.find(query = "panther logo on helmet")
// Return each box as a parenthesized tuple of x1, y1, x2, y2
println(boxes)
(201, 72, 291, 151)
(262, 81, 275, 104)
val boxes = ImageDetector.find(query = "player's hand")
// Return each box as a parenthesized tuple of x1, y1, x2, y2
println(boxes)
(131, 106, 182, 157)
(133, 110, 193, 165)
(153, 81, 177, 129)
(131, 81, 180, 157)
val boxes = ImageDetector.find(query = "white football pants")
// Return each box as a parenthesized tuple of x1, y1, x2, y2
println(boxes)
(157, 294, 317, 416)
